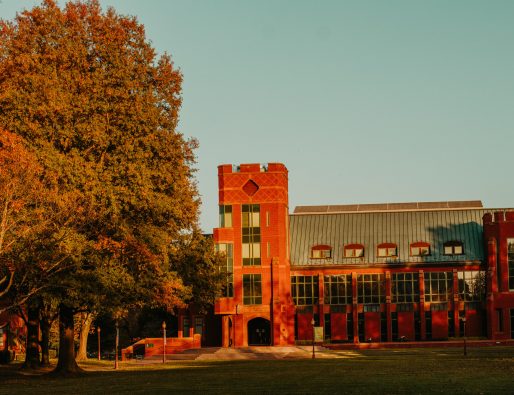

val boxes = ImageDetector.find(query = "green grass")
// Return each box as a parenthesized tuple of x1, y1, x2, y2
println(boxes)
(1, 347, 513, 394)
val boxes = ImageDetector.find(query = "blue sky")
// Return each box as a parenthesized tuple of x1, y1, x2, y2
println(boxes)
(2, 0, 514, 232)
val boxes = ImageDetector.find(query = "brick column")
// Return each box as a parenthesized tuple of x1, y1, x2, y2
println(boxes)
(352, 272, 359, 343)
(386, 271, 392, 342)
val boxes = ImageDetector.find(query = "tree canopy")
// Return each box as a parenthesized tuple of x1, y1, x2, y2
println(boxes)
(0, 0, 211, 374)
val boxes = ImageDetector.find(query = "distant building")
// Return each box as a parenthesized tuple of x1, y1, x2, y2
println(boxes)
(188, 162, 514, 346)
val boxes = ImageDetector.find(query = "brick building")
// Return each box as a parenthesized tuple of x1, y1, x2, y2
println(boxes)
(205, 162, 514, 346)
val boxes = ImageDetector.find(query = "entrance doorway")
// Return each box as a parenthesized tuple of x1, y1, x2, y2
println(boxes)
(248, 317, 271, 346)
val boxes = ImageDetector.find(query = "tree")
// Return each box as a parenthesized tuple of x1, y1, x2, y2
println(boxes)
(0, 130, 43, 300)
(169, 232, 226, 313)
(0, 0, 199, 375)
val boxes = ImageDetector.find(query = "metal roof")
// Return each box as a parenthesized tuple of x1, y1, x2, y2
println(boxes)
(293, 200, 483, 215)
(289, 207, 497, 267)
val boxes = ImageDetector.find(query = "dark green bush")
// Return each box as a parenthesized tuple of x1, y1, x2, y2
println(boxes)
(0, 350, 12, 364)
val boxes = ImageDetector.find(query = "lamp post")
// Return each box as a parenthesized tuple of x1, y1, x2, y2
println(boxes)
(114, 321, 119, 369)
(461, 317, 467, 356)
(97, 326, 101, 361)
(311, 318, 315, 359)
(162, 321, 167, 363)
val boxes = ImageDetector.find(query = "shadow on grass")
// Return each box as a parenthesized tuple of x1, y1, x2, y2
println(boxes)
(1, 347, 513, 394)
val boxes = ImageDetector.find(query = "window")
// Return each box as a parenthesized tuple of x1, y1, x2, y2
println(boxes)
(194, 318, 203, 335)
(242, 204, 260, 266)
(183, 318, 190, 336)
(508, 239, 514, 291)
(219, 205, 232, 228)
(324, 275, 352, 305)
(392, 273, 419, 303)
(344, 244, 364, 258)
(496, 309, 503, 332)
(216, 243, 234, 297)
(311, 245, 332, 259)
(377, 243, 397, 257)
(444, 241, 464, 255)
(357, 274, 385, 304)
(243, 274, 262, 305)
(291, 275, 319, 305)
(458, 271, 485, 302)
(424, 272, 453, 302)
(410, 242, 430, 257)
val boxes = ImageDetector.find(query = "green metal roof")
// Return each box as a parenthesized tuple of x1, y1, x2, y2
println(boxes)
(288, 205, 498, 267)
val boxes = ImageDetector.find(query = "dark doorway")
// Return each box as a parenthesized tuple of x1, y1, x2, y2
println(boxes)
(203, 314, 222, 347)
(248, 317, 271, 346)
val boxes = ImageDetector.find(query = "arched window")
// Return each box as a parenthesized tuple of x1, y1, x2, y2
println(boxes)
(377, 243, 397, 257)
(443, 241, 464, 255)
(311, 245, 332, 259)
(344, 243, 364, 258)
(410, 241, 431, 256)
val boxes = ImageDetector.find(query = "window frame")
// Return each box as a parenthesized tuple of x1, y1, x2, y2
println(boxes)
(324, 274, 352, 305)
(508, 239, 514, 291)
(357, 273, 385, 304)
(291, 275, 319, 306)
(311, 245, 332, 259)
(216, 243, 234, 297)
(243, 274, 262, 305)
(242, 204, 261, 266)
(219, 205, 232, 228)
(424, 271, 453, 303)
(457, 270, 485, 302)
(344, 243, 365, 258)
(377, 243, 398, 258)
(410, 241, 431, 257)
(443, 241, 464, 256)
(392, 272, 419, 303)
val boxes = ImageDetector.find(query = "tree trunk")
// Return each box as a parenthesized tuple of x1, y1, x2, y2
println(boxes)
(22, 303, 40, 369)
(52, 304, 82, 375)
(40, 318, 51, 367)
(75, 312, 93, 361)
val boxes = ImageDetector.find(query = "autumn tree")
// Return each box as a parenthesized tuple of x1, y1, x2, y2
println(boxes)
(169, 232, 226, 313)
(0, 0, 199, 375)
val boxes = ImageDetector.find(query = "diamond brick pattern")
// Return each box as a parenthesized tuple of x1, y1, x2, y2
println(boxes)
(242, 179, 259, 196)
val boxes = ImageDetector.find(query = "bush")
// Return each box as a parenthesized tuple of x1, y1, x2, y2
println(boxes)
(0, 350, 12, 364)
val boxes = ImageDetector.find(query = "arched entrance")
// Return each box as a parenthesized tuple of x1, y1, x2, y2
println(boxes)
(248, 317, 271, 346)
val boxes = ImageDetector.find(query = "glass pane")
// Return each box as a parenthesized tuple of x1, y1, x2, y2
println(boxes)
(242, 243, 250, 258)
(253, 243, 261, 258)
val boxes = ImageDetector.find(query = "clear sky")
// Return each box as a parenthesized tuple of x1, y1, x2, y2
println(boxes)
(2, 0, 514, 232)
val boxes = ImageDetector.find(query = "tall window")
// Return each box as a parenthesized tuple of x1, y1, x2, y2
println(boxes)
(242, 204, 260, 266)
(444, 241, 464, 255)
(216, 243, 234, 297)
(458, 271, 485, 302)
(410, 242, 430, 256)
(324, 275, 352, 305)
(243, 274, 262, 305)
(508, 239, 514, 291)
(219, 205, 232, 228)
(344, 244, 364, 258)
(377, 243, 397, 258)
(424, 272, 453, 302)
(392, 273, 419, 303)
(357, 274, 385, 304)
(291, 275, 319, 305)
(311, 245, 332, 259)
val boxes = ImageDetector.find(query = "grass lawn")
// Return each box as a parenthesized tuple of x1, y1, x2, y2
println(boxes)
(0, 347, 513, 394)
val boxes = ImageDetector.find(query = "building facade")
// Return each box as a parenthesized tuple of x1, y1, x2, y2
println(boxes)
(210, 162, 514, 346)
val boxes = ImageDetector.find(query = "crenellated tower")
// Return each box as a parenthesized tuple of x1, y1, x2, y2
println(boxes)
(213, 163, 295, 347)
